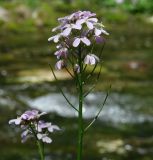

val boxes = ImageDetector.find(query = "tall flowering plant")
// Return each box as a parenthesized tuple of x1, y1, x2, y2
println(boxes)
(48, 11, 109, 160)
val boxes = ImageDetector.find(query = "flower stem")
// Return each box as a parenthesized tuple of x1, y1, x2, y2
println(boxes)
(37, 140, 45, 160)
(77, 46, 84, 160)
(29, 124, 45, 160)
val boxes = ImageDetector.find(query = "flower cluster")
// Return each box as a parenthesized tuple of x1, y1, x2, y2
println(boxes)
(48, 11, 109, 70)
(9, 110, 60, 143)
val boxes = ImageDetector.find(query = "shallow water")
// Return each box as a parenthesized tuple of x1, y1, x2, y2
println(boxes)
(25, 92, 153, 124)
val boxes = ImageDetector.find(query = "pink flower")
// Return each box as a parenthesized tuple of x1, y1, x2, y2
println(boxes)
(36, 121, 60, 133)
(76, 17, 98, 30)
(37, 133, 52, 143)
(48, 33, 63, 43)
(73, 37, 91, 47)
(81, 11, 96, 18)
(84, 54, 99, 65)
(95, 36, 104, 44)
(74, 64, 80, 73)
(9, 117, 22, 125)
(94, 28, 109, 36)
(55, 60, 66, 70)
(54, 48, 68, 59)
(62, 23, 82, 36)
(9, 110, 46, 125)
(94, 22, 109, 36)
(9, 110, 60, 144)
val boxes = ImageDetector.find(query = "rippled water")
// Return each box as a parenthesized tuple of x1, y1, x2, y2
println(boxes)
(26, 92, 153, 124)
(1, 84, 153, 125)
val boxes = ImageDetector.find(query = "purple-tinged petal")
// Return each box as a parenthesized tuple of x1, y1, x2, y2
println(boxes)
(95, 28, 102, 36)
(54, 48, 68, 59)
(73, 38, 81, 47)
(81, 37, 91, 46)
(91, 54, 99, 62)
(88, 18, 98, 23)
(84, 54, 99, 65)
(63, 28, 72, 36)
(95, 36, 104, 44)
(86, 21, 94, 29)
(48, 34, 61, 43)
(76, 19, 85, 25)
(48, 125, 60, 132)
(84, 55, 90, 65)
(74, 64, 80, 73)
(42, 136, 52, 143)
(37, 133, 52, 143)
(21, 130, 29, 143)
(55, 60, 65, 70)
(72, 24, 82, 30)
(82, 11, 96, 18)
(9, 118, 21, 125)
(89, 56, 96, 65)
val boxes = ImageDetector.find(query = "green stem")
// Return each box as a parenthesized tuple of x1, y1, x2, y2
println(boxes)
(37, 140, 45, 160)
(77, 45, 84, 160)
(29, 124, 45, 160)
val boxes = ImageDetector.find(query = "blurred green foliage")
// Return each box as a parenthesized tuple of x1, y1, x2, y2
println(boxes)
(0, 0, 153, 13)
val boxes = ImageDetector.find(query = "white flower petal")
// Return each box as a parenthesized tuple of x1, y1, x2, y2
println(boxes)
(95, 28, 102, 36)
(37, 133, 43, 140)
(55, 60, 65, 70)
(84, 54, 99, 65)
(63, 28, 72, 36)
(72, 24, 82, 30)
(81, 37, 91, 46)
(21, 130, 29, 138)
(86, 21, 94, 29)
(52, 26, 58, 32)
(37, 112, 47, 118)
(73, 38, 81, 47)
(48, 36, 54, 41)
(101, 29, 109, 35)
(90, 56, 96, 65)
(9, 118, 21, 125)
(15, 118, 22, 125)
(54, 35, 59, 43)
(84, 55, 90, 64)
(88, 18, 98, 22)
(9, 119, 16, 125)
(91, 54, 100, 62)
(48, 125, 60, 132)
(42, 137, 52, 143)
(76, 19, 85, 25)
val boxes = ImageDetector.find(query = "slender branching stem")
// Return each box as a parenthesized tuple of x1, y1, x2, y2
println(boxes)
(84, 85, 111, 132)
(83, 84, 96, 97)
(77, 45, 84, 160)
(83, 60, 103, 98)
(49, 63, 79, 112)
(65, 67, 74, 78)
